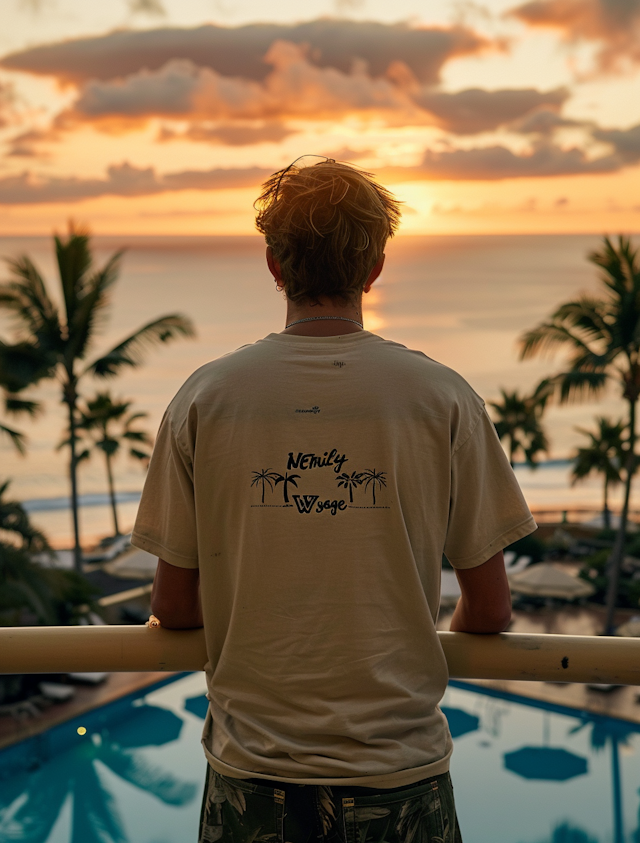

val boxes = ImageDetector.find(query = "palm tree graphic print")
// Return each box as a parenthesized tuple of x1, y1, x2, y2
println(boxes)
(250, 452, 388, 511)
(251, 468, 281, 503)
(336, 471, 363, 503)
(361, 469, 387, 505)
(274, 471, 301, 503)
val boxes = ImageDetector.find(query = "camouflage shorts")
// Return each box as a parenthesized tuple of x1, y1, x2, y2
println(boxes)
(198, 765, 462, 843)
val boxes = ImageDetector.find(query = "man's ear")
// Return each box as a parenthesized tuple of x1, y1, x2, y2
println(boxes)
(363, 255, 385, 294)
(266, 246, 283, 284)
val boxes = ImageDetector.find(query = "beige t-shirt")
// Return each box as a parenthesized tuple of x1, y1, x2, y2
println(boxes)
(132, 331, 536, 788)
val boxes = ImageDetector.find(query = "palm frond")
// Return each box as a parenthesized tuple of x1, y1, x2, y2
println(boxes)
(0, 340, 56, 392)
(1, 255, 61, 342)
(87, 314, 195, 377)
(4, 394, 41, 417)
(565, 347, 610, 373)
(556, 370, 608, 403)
(0, 421, 26, 454)
(519, 321, 595, 361)
(65, 251, 124, 364)
(123, 429, 152, 444)
(129, 447, 150, 462)
(589, 235, 640, 297)
(553, 297, 611, 343)
(54, 222, 93, 329)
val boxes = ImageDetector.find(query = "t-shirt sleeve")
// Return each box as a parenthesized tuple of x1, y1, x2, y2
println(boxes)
(131, 411, 199, 569)
(444, 406, 537, 570)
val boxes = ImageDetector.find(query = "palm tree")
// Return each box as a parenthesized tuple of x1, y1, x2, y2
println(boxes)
(274, 471, 300, 504)
(571, 417, 625, 530)
(0, 339, 49, 453)
(520, 234, 640, 634)
(0, 479, 98, 626)
(488, 385, 551, 467)
(0, 222, 195, 572)
(361, 468, 387, 505)
(0, 477, 50, 553)
(251, 468, 281, 503)
(72, 391, 153, 537)
(336, 471, 363, 503)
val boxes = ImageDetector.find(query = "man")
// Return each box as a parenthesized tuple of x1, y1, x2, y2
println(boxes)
(132, 158, 536, 843)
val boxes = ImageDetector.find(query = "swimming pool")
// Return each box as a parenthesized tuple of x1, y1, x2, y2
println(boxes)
(0, 673, 638, 843)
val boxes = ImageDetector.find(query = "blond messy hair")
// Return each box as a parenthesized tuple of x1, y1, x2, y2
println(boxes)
(254, 159, 402, 305)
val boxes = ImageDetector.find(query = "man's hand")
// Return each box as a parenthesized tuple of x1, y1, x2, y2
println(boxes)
(150, 559, 204, 629)
(449, 550, 512, 634)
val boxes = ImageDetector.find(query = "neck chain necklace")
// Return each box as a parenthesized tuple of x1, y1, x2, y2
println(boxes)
(285, 316, 363, 329)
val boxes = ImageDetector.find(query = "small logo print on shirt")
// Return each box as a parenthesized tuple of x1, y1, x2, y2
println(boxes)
(295, 406, 320, 414)
(333, 361, 346, 368)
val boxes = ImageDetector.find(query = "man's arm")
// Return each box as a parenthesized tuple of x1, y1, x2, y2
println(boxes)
(150, 558, 204, 629)
(449, 550, 512, 633)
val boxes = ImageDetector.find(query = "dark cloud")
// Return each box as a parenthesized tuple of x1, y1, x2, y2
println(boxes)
(0, 20, 491, 86)
(414, 86, 568, 134)
(6, 127, 60, 157)
(157, 122, 296, 146)
(128, 0, 166, 15)
(0, 161, 271, 204)
(593, 123, 640, 161)
(509, 0, 640, 72)
(381, 139, 625, 180)
(70, 59, 199, 118)
(511, 107, 585, 134)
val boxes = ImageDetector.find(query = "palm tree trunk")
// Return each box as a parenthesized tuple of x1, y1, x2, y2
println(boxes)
(509, 437, 515, 468)
(603, 477, 611, 531)
(105, 452, 120, 536)
(65, 389, 82, 573)
(604, 398, 636, 634)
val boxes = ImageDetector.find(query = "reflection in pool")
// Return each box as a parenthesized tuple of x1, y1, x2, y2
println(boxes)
(0, 674, 639, 843)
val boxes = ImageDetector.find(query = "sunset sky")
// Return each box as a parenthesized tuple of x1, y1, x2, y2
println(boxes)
(2, 0, 640, 235)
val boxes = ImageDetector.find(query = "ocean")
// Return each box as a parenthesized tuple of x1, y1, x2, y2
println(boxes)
(0, 233, 634, 547)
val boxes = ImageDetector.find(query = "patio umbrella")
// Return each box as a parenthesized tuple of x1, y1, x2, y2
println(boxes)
(441, 707, 480, 739)
(508, 563, 595, 600)
(615, 619, 640, 637)
(504, 746, 588, 781)
(185, 693, 210, 720)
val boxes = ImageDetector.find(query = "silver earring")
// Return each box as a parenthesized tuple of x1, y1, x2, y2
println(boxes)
(275, 283, 284, 292)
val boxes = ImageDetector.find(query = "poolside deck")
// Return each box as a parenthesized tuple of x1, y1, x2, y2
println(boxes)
(0, 670, 173, 752)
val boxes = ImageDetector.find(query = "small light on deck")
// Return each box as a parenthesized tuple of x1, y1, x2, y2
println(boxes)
(77, 726, 87, 735)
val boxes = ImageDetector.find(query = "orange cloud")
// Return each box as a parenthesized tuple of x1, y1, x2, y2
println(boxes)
(510, 0, 640, 72)
(415, 86, 569, 134)
(157, 122, 295, 146)
(56, 46, 418, 129)
(0, 162, 270, 203)
(48, 46, 573, 141)
(4, 123, 640, 205)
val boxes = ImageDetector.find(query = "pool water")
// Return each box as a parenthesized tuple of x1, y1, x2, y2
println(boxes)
(1, 673, 639, 843)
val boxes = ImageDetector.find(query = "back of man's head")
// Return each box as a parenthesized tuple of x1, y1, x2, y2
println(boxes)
(255, 158, 402, 305)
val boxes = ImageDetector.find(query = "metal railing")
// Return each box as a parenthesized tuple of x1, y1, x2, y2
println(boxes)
(2, 627, 640, 685)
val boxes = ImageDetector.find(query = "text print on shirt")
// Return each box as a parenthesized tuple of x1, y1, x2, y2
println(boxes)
(250, 449, 389, 515)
